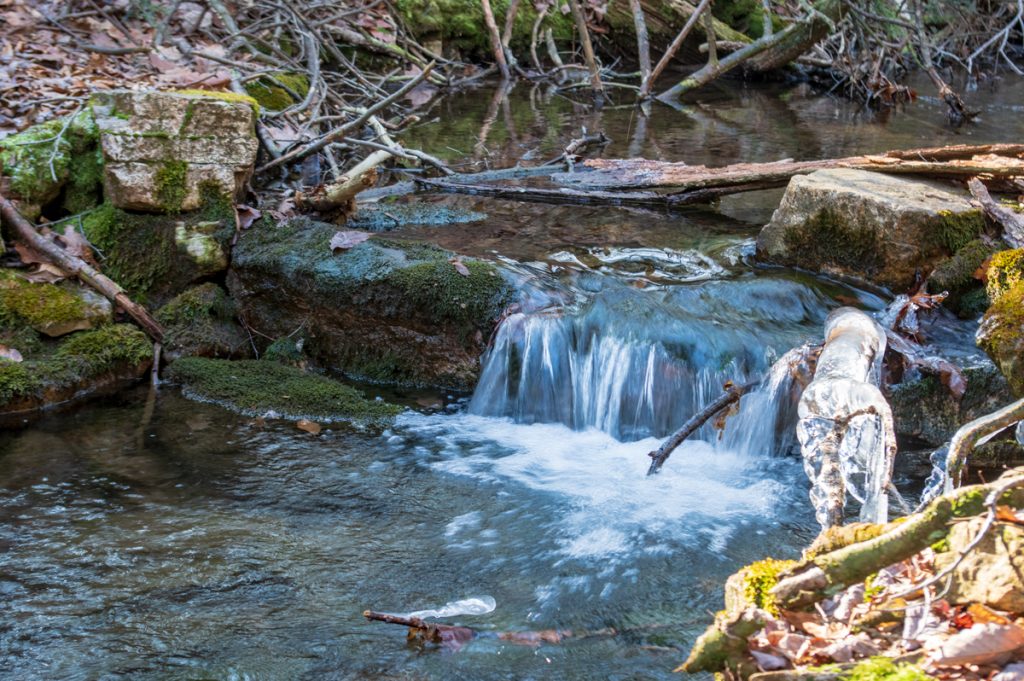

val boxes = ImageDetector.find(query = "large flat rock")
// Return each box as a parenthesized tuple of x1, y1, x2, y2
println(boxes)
(92, 90, 258, 212)
(756, 169, 984, 291)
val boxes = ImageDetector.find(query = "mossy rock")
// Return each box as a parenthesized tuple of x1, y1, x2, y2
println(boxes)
(0, 272, 112, 338)
(723, 557, 797, 616)
(156, 284, 251, 362)
(986, 248, 1024, 303)
(888, 364, 1015, 446)
(81, 199, 232, 305)
(927, 238, 999, 314)
(243, 73, 309, 111)
(757, 169, 983, 291)
(227, 217, 516, 390)
(0, 324, 152, 419)
(166, 357, 403, 422)
(0, 110, 101, 209)
(977, 281, 1024, 396)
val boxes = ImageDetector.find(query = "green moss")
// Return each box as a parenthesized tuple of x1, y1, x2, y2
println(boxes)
(244, 80, 295, 112)
(783, 208, 882, 273)
(82, 203, 174, 300)
(55, 324, 152, 371)
(264, 336, 305, 365)
(935, 209, 984, 253)
(167, 357, 403, 421)
(0, 324, 150, 407)
(61, 144, 104, 214)
(155, 160, 189, 213)
(0, 275, 87, 329)
(390, 259, 513, 333)
(156, 284, 248, 360)
(0, 110, 98, 205)
(928, 239, 996, 295)
(986, 248, 1024, 302)
(157, 283, 234, 326)
(978, 281, 1024, 395)
(956, 286, 990, 319)
(929, 537, 950, 553)
(740, 558, 797, 616)
(174, 89, 260, 116)
(840, 656, 935, 681)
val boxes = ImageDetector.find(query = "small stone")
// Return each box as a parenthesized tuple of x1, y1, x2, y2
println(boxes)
(934, 516, 1024, 613)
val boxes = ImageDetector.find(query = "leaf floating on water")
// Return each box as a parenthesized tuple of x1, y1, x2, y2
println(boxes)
(449, 257, 470, 276)
(330, 230, 370, 253)
(0, 345, 23, 362)
(296, 419, 321, 434)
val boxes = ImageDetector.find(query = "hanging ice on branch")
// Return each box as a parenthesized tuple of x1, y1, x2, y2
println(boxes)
(797, 307, 897, 527)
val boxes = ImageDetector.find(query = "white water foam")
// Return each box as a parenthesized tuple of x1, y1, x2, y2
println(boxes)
(397, 412, 797, 562)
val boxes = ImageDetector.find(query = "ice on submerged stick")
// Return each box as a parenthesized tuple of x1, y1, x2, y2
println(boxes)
(797, 307, 897, 527)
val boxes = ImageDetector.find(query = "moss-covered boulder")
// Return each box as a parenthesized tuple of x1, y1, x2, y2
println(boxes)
(888, 364, 1016, 446)
(90, 90, 258, 212)
(81, 201, 232, 305)
(227, 218, 516, 390)
(166, 357, 402, 422)
(0, 324, 152, 421)
(934, 515, 1024, 612)
(0, 111, 102, 215)
(757, 169, 984, 292)
(977, 281, 1024, 397)
(0, 272, 112, 338)
(986, 248, 1024, 302)
(156, 284, 251, 362)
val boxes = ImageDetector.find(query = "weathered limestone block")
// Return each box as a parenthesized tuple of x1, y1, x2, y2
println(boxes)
(934, 516, 1024, 613)
(756, 169, 984, 292)
(91, 90, 258, 212)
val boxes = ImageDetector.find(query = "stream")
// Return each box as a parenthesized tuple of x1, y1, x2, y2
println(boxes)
(2, 78, 1023, 680)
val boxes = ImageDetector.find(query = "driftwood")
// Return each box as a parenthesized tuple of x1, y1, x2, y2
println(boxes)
(481, 0, 511, 81)
(647, 381, 756, 475)
(551, 144, 1024, 192)
(296, 149, 391, 215)
(363, 610, 581, 647)
(944, 396, 1024, 488)
(412, 176, 780, 208)
(0, 196, 164, 343)
(569, 0, 604, 96)
(968, 177, 1024, 247)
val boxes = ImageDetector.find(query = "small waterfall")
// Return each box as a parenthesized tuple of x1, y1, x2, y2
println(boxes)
(470, 277, 835, 453)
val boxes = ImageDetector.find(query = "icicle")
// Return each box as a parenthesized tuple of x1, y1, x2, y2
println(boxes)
(796, 308, 897, 527)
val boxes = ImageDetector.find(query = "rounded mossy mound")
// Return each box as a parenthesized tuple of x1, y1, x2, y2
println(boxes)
(986, 248, 1024, 302)
(0, 324, 152, 413)
(927, 238, 999, 315)
(166, 357, 403, 422)
(0, 110, 101, 209)
(977, 281, 1024, 396)
(156, 284, 251, 361)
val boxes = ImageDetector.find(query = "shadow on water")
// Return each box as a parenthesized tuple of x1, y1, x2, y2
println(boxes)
(2, 78, 1021, 679)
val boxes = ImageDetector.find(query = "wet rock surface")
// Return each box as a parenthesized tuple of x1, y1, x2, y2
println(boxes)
(156, 284, 251, 362)
(757, 169, 984, 292)
(227, 217, 516, 390)
(91, 90, 258, 212)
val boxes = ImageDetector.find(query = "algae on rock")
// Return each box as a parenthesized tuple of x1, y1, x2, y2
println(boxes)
(166, 357, 403, 422)
(156, 284, 251, 361)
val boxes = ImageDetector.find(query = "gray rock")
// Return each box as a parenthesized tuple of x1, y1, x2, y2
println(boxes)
(756, 169, 985, 292)
(934, 516, 1024, 613)
(91, 90, 258, 212)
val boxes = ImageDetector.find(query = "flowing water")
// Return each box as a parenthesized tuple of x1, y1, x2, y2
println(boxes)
(2, 78, 1022, 680)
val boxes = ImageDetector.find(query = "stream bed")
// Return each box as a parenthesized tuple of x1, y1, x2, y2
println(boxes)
(2, 78, 1022, 680)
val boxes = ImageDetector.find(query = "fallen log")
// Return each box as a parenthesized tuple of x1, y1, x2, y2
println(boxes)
(769, 467, 1024, 611)
(0, 196, 164, 343)
(944, 395, 1024, 489)
(647, 380, 756, 475)
(968, 177, 1024, 247)
(363, 609, 584, 648)
(413, 176, 780, 208)
(551, 144, 1024, 191)
(296, 149, 392, 216)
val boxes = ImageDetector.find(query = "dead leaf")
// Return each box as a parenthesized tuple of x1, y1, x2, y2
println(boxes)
(58, 224, 95, 264)
(235, 204, 262, 230)
(968, 603, 1011, 626)
(13, 241, 46, 266)
(19, 262, 67, 283)
(449, 257, 470, 276)
(925, 623, 1024, 667)
(750, 650, 789, 671)
(0, 344, 23, 362)
(296, 419, 321, 435)
(330, 230, 370, 253)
